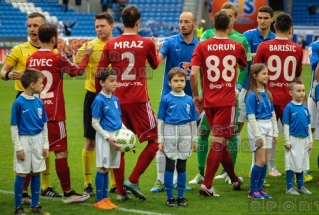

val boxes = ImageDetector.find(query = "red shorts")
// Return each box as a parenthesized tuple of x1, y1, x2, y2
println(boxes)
(120, 102, 158, 143)
(204, 106, 236, 138)
(274, 105, 285, 122)
(48, 121, 67, 152)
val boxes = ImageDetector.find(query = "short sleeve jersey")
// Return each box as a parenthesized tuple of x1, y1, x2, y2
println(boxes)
(245, 90, 274, 120)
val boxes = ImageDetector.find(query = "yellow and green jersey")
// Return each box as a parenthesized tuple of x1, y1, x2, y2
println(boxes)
(75, 38, 106, 93)
(200, 29, 252, 86)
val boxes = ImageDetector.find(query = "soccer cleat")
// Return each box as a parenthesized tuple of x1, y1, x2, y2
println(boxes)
(297, 186, 312, 194)
(286, 187, 300, 195)
(215, 169, 228, 179)
(109, 187, 117, 193)
(199, 184, 219, 197)
(176, 197, 188, 207)
(189, 173, 204, 184)
(150, 180, 165, 193)
(225, 176, 232, 185)
(83, 183, 95, 196)
(29, 205, 50, 215)
(104, 198, 118, 209)
(41, 187, 62, 198)
(124, 179, 146, 200)
(269, 168, 282, 177)
(258, 189, 271, 198)
(14, 206, 26, 215)
(94, 199, 113, 210)
(248, 191, 264, 199)
(233, 177, 243, 190)
(174, 183, 192, 191)
(117, 194, 132, 202)
(62, 189, 90, 203)
(22, 193, 31, 205)
(166, 198, 177, 207)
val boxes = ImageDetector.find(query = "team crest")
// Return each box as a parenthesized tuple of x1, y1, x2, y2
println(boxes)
(38, 108, 42, 118)
(114, 101, 118, 109)
(304, 109, 308, 116)
(179, 62, 191, 80)
(308, 47, 312, 57)
(186, 104, 190, 115)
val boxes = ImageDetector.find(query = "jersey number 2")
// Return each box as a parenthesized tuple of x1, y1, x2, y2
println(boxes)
(121, 52, 136, 80)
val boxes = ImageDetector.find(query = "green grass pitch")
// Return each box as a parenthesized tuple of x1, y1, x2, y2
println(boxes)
(0, 64, 319, 215)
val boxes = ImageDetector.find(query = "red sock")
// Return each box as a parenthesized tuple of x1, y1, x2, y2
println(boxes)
(55, 158, 71, 192)
(221, 146, 238, 183)
(129, 141, 158, 184)
(203, 141, 223, 189)
(113, 152, 125, 196)
(23, 174, 31, 192)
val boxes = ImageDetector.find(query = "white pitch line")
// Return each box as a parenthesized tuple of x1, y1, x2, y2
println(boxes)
(0, 189, 172, 215)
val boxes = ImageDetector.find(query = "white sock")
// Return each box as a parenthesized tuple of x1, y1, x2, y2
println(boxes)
(268, 145, 276, 169)
(156, 150, 165, 183)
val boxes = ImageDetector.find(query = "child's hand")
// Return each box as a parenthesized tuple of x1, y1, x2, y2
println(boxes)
(16, 150, 25, 160)
(191, 142, 198, 152)
(107, 137, 121, 151)
(158, 143, 164, 152)
(272, 137, 278, 146)
(256, 138, 264, 147)
(43, 149, 49, 159)
(285, 144, 292, 150)
(309, 143, 313, 150)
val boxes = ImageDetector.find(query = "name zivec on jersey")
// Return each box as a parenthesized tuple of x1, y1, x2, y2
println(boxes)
(29, 58, 52, 67)
(117, 82, 143, 87)
(114, 41, 144, 49)
(269, 44, 296, 52)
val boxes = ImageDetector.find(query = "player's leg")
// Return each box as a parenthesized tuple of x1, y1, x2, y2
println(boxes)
(14, 135, 29, 214)
(189, 114, 209, 184)
(268, 105, 283, 177)
(176, 159, 187, 207)
(122, 103, 158, 200)
(108, 169, 117, 193)
(82, 91, 96, 196)
(150, 150, 165, 192)
(50, 121, 89, 203)
(165, 157, 177, 207)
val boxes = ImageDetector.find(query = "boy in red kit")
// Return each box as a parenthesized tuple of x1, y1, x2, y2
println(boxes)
(190, 11, 246, 196)
(96, 5, 159, 200)
(26, 23, 90, 203)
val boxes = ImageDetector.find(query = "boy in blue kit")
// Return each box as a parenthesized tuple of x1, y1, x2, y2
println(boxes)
(157, 68, 198, 207)
(11, 68, 50, 215)
(283, 81, 312, 195)
(91, 68, 129, 210)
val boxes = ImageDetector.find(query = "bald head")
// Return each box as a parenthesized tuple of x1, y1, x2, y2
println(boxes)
(180, 12, 197, 22)
(179, 12, 197, 36)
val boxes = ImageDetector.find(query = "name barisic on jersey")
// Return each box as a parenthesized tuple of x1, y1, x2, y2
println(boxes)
(114, 41, 144, 49)
(207, 44, 235, 51)
(269, 44, 296, 52)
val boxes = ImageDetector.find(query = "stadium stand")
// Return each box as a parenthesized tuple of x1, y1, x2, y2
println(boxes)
(0, 0, 183, 38)
(291, 0, 319, 25)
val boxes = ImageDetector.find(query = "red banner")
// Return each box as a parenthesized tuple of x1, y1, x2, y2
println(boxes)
(209, 0, 268, 34)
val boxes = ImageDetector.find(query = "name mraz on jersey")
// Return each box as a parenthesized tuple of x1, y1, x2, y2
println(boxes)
(207, 44, 235, 51)
(114, 41, 144, 49)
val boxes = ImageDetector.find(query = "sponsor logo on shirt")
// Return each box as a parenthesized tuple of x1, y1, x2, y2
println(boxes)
(38, 108, 43, 118)
(22, 109, 29, 113)
(170, 105, 176, 109)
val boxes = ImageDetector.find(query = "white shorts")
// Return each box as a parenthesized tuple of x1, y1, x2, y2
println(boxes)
(285, 136, 309, 172)
(14, 133, 46, 174)
(163, 123, 192, 160)
(248, 119, 273, 152)
(95, 131, 121, 168)
(238, 89, 247, 123)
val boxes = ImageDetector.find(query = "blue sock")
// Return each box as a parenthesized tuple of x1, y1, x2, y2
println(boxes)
(250, 164, 262, 193)
(257, 165, 267, 191)
(164, 170, 174, 199)
(103, 172, 109, 199)
(14, 175, 26, 209)
(95, 172, 105, 202)
(31, 175, 40, 208)
(177, 171, 186, 198)
(286, 170, 294, 190)
(296, 172, 304, 189)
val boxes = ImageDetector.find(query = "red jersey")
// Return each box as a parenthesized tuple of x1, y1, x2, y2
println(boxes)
(191, 37, 247, 107)
(253, 38, 303, 106)
(26, 49, 87, 121)
(97, 33, 159, 104)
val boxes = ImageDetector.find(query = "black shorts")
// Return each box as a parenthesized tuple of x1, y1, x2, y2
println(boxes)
(83, 91, 96, 140)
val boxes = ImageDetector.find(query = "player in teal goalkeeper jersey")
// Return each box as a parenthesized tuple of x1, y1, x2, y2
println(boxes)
(189, 2, 252, 185)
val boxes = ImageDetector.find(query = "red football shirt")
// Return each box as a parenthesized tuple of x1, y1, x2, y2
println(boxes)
(253, 38, 303, 106)
(97, 33, 159, 104)
(26, 49, 86, 121)
(191, 37, 247, 107)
